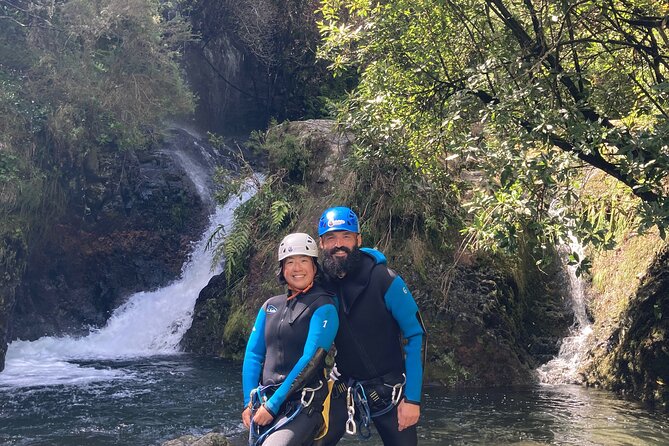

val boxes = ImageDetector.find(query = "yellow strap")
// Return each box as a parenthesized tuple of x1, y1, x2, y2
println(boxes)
(314, 378, 334, 440)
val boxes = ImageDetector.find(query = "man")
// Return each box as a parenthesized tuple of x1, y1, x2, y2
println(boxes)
(316, 206, 426, 446)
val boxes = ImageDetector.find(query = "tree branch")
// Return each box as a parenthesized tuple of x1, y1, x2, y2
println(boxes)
(464, 88, 663, 204)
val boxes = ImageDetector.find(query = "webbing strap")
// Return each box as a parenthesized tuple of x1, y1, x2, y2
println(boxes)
(248, 380, 324, 446)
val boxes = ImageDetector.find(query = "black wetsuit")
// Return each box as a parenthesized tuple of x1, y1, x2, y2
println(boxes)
(319, 248, 425, 446)
(243, 284, 339, 446)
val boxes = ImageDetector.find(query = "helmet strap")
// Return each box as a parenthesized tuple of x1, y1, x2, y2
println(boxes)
(287, 281, 314, 301)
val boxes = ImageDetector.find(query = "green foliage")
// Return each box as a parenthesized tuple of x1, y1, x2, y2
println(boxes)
(207, 121, 326, 282)
(333, 145, 461, 254)
(0, 153, 20, 183)
(217, 175, 297, 282)
(317, 0, 669, 264)
(0, 229, 27, 284)
(222, 218, 253, 282)
(0, 0, 195, 260)
(270, 200, 292, 230)
(250, 121, 314, 183)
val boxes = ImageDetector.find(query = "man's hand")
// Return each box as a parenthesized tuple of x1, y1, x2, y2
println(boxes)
(397, 399, 420, 431)
(253, 405, 275, 426)
(242, 407, 252, 428)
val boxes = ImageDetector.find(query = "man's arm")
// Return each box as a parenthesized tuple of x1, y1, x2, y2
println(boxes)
(383, 275, 426, 404)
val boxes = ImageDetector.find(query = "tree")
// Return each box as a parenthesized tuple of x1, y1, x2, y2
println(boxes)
(318, 0, 668, 266)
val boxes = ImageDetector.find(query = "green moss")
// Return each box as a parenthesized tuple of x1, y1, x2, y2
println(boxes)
(590, 231, 663, 321)
(430, 350, 471, 387)
(222, 306, 253, 360)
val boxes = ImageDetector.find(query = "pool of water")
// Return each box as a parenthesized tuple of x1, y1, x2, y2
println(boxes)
(1, 355, 667, 445)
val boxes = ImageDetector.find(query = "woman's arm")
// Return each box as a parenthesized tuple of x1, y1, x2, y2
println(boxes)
(242, 307, 267, 407)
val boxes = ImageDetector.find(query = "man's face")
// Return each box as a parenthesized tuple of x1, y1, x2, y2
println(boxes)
(320, 230, 362, 277)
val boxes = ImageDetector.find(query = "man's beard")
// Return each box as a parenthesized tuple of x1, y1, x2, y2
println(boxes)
(323, 245, 362, 278)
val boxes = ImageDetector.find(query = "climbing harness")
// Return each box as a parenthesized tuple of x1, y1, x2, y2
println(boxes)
(343, 373, 406, 438)
(248, 380, 324, 446)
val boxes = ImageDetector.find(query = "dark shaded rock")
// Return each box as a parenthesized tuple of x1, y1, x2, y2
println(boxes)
(9, 129, 221, 341)
(180, 273, 230, 355)
(182, 2, 335, 136)
(424, 254, 571, 387)
(583, 245, 669, 410)
(0, 232, 27, 371)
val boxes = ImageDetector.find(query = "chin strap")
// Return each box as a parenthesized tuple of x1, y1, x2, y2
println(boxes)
(286, 281, 314, 301)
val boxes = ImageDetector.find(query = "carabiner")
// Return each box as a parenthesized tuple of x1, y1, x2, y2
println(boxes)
(345, 386, 357, 435)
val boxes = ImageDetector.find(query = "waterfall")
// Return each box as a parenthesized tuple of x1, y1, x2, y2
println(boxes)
(536, 239, 593, 384)
(0, 131, 252, 388)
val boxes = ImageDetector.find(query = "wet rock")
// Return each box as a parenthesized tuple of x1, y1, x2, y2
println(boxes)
(180, 273, 230, 355)
(162, 432, 232, 446)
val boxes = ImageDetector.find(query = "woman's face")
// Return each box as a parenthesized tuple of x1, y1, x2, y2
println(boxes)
(282, 255, 316, 290)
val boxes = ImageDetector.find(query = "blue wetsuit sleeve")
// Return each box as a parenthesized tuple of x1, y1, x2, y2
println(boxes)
(384, 276, 425, 404)
(242, 307, 267, 407)
(265, 303, 339, 414)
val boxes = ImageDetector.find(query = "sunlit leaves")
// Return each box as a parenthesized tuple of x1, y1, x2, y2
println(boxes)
(318, 0, 669, 261)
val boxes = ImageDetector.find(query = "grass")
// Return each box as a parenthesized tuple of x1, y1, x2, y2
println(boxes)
(590, 230, 663, 324)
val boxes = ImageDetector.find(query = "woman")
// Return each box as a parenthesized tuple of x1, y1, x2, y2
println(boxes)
(242, 232, 339, 446)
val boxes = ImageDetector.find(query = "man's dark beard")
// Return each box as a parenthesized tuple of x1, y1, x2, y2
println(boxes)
(323, 245, 362, 278)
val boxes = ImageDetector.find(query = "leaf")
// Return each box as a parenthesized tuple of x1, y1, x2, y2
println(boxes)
(269, 200, 291, 230)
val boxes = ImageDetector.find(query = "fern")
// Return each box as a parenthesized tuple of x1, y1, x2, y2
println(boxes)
(270, 200, 291, 230)
(223, 219, 253, 282)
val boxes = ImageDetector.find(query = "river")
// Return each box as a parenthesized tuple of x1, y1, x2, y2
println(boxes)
(1, 354, 667, 445)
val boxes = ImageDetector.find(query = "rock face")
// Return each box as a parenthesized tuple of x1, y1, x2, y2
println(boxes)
(0, 232, 27, 370)
(184, 28, 267, 136)
(8, 128, 219, 342)
(180, 273, 231, 356)
(583, 245, 669, 410)
(424, 254, 572, 387)
(183, 1, 329, 136)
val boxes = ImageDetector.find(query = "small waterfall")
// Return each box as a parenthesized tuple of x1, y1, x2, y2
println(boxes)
(536, 240, 593, 384)
(0, 131, 252, 388)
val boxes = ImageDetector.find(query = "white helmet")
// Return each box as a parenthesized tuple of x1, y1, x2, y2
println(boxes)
(277, 232, 319, 261)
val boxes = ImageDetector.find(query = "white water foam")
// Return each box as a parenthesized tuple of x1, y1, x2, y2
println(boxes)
(0, 194, 251, 388)
(536, 238, 593, 384)
(0, 139, 257, 387)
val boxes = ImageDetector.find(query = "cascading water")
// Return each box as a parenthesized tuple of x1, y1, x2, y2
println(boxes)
(536, 239, 593, 384)
(0, 131, 252, 388)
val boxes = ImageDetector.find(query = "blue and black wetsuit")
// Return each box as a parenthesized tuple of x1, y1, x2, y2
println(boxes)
(243, 284, 339, 445)
(321, 248, 425, 446)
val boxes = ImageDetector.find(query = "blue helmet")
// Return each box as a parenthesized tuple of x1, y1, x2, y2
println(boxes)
(318, 206, 360, 236)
